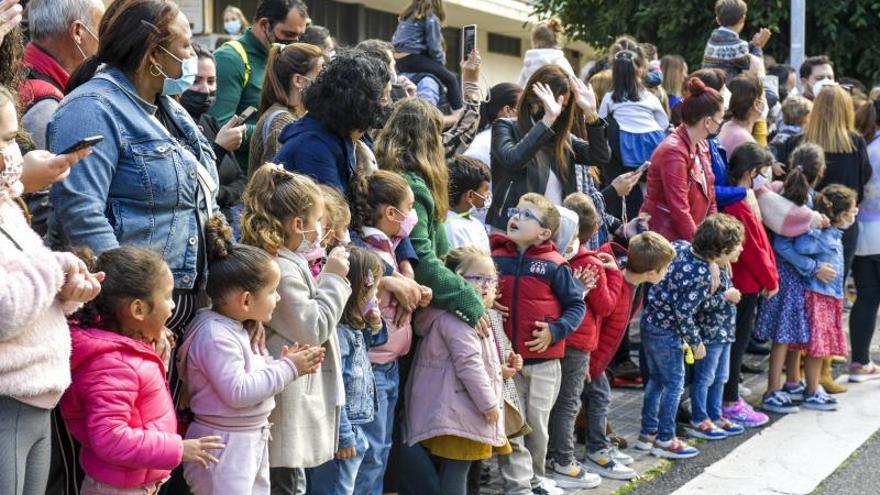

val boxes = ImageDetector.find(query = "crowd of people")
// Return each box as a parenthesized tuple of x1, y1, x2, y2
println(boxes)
(1, 0, 880, 494)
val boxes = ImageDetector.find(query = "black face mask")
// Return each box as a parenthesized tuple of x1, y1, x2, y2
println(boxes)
(371, 103, 394, 130)
(180, 90, 216, 120)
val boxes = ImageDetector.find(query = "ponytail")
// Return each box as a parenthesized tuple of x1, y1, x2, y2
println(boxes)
(782, 143, 825, 205)
(205, 216, 275, 301)
(814, 184, 857, 224)
(349, 169, 411, 232)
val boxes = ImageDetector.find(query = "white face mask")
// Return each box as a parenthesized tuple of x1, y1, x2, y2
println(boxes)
(759, 97, 769, 120)
(812, 79, 835, 98)
(296, 221, 324, 256)
(0, 141, 24, 196)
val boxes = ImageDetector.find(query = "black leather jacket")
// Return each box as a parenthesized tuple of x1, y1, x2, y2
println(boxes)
(486, 118, 611, 231)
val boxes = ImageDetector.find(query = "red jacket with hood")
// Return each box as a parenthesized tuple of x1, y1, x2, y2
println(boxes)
(589, 243, 636, 378)
(566, 244, 623, 353)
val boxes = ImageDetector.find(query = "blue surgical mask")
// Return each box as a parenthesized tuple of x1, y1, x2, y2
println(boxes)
(157, 45, 198, 96)
(224, 20, 242, 35)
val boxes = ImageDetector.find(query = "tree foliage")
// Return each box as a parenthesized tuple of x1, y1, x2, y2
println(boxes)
(533, 0, 880, 85)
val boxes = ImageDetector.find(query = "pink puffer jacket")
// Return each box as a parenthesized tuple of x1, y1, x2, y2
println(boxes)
(60, 326, 183, 488)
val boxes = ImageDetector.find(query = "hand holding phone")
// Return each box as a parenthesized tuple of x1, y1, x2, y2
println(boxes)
(237, 106, 257, 123)
(461, 25, 477, 63)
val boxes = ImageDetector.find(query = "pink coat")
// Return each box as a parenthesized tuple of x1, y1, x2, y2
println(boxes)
(404, 308, 505, 447)
(60, 326, 183, 488)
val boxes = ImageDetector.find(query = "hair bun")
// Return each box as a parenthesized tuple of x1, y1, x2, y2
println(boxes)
(684, 77, 708, 97)
(547, 19, 562, 33)
(205, 216, 234, 261)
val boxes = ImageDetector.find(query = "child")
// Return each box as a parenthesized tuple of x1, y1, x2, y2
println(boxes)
(517, 19, 576, 88)
(391, 0, 463, 110)
(547, 194, 619, 488)
(446, 155, 492, 251)
(582, 232, 675, 479)
(755, 144, 828, 414)
(406, 246, 509, 495)
(599, 42, 669, 169)
(61, 247, 223, 495)
(179, 218, 325, 494)
(240, 165, 353, 493)
(309, 247, 389, 494)
(769, 96, 813, 163)
(702, 0, 772, 80)
(787, 185, 857, 410)
(720, 143, 778, 428)
(348, 170, 433, 492)
(638, 214, 745, 459)
(308, 184, 353, 277)
(492, 193, 587, 494)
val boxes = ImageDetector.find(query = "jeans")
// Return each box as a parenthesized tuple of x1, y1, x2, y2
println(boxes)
(691, 343, 731, 423)
(395, 54, 463, 109)
(724, 293, 759, 402)
(547, 348, 590, 465)
(640, 325, 685, 442)
(581, 371, 612, 454)
(354, 361, 399, 495)
(437, 459, 471, 495)
(308, 426, 368, 495)
(0, 397, 51, 495)
(850, 255, 880, 365)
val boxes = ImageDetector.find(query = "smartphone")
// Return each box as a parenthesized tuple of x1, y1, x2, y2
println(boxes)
(461, 25, 477, 61)
(237, 106, 257, 122)
(61, 135, 104, 155)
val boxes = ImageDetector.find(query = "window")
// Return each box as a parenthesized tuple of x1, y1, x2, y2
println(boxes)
(487, 33, 521, 57)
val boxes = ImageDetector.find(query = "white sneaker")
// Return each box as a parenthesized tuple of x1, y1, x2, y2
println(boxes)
(545, 459, 602, 489)
(610, 446, 634, 466)
(534, 476, 565, 495)
(585, 449, 638, 481)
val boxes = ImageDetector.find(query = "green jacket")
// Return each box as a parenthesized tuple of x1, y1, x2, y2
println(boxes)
(209, 29, 267, 173)
(405, 172, 485, 326)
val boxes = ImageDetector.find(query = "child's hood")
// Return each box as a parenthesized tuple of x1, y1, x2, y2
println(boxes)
(412, 306, 462, 338)
(69, 325, 161, 373)
(553, 205, 579, 257)
(522, 48, 568, 69)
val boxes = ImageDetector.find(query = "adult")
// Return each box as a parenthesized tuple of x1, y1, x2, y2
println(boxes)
(660, 54, 687, 109)
(768, 63, 796, 103)
(248, 42, 323, 176)
(220, 5, 248, 36)
(780, 84, 871, 281)
(209, 0, 308, 171)
(300, 24, 335, 58)
(486, 64, 611, 231)
(717, 72, 765, 156)
(799, 55, 834, 101)
(179, 44, 247, 227)
(463, 82, 521, 167)
(640, 77, 722, 241)
(848, 96, 880, 379)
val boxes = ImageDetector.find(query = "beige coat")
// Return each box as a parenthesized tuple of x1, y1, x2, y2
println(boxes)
(267, 247, 351, 468)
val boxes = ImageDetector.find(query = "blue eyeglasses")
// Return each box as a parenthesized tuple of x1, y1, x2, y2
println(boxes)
(507, 207, 546, 227)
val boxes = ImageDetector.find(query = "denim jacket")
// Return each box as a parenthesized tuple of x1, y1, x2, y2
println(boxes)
(48, 66, 218, 290)
(337, 322, 388, 450)
(391, 15, 445, 65)
(792, 227, 845, 298)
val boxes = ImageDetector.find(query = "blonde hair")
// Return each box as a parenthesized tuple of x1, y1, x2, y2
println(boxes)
(589, 69, 613, 109)
(781, 95, 813, 126)
(532, 19, 562, 49)
(804, 85, 856, 154)
(222, 6, 249, 27)
(520, 192, 561, 235)
(375, 98, 449, 219)
(319, 184, 351, 232)
(240, 165, 322, 255)
(660, 55, 687, 97)
(445, 245, 493, 276)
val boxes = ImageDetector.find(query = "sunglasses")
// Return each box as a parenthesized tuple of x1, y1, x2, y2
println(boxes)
(507, 207, 546, 227)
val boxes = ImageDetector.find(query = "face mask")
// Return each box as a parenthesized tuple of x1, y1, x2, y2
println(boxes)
(469, 191, 492, 215)
(812, 79, 835, 99)
(563, 237, 579, 261)
(758, 98, 769, 120)
(157, 46, 198, 96)
(838, 219, 855, 230)
(180, 90, 216, 119)
(751, 173, 768, 190)
(224, 20, 242, 34)
(266, 25, 296, 46)
(296, 221, 324, 256)
(362, 297, 379, 316)
(394, 209, 418, 238)
(0, 141, 24, 194)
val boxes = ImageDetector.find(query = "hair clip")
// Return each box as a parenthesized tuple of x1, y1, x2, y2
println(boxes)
(140, 19, 161, 34)
(364, 270, 375, 288)
(615, 50, 637, 61)
(795, 165, 804, 171)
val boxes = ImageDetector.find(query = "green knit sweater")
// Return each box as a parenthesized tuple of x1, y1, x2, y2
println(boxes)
(405, 172, 485, 326)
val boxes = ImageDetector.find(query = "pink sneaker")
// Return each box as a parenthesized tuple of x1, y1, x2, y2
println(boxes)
(722, 397, 768, 428)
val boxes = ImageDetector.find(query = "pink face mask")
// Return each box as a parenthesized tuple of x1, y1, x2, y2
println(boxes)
(0, 141, 24, 197)
(394, 209, 418, 238)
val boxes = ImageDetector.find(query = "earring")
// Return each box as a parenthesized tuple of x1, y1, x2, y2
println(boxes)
(149, 63, 163, 78)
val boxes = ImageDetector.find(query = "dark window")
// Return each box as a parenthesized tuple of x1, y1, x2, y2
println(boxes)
(487, 33, 521, 57)
(443, 27, 461, 71)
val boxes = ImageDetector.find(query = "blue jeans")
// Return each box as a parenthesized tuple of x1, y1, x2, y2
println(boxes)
(307, 426, 368, 495)
(640, 325, 685, 442)
(691, 343, 731, 423)
(354, 361, 399, 495)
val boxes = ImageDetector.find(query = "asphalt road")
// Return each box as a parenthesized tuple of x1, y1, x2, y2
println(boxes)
(814, 429, 880, 495)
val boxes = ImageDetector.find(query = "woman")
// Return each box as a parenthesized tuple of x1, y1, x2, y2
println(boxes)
(300, 24, 335, 58)
(221, 5, 248, 35)
(849, 96, 880, 381)
(463, 82, 521, 167)
(661, 54, 687, 109)
(180, 44, 248, 229)
(486, 64, 611, 232)
(640, 77, 723, 241)
(249, 42, 324, 177)
(718, 73, 766, 156)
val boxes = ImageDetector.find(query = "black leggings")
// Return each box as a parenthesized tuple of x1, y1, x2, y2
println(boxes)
(850, 255, 880, 364)
(723, 293, 759, 402)
(396, 54, 463, 110)
(842, 222, 859, 282)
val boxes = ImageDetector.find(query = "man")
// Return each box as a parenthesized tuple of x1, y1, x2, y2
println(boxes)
(20, 0, 104, 149)
(799, 55, 835, 100)
(209, 0, 308, 172)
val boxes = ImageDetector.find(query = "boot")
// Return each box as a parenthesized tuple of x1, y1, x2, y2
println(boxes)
(820, 357, 848, 394)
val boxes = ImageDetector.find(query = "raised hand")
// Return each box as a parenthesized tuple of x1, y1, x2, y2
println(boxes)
(322, 246, 350, 278)
(533, 82, 564, 128)
(571, 76, 598, 118)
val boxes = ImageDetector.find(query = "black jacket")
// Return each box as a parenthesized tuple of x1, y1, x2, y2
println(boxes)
(780, 132, 872, 203)
(197, 114, 246, 220)
(486, 118, 611, 231)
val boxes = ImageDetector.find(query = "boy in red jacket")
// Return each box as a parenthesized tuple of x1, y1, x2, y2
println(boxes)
(492, 193, 588, 494)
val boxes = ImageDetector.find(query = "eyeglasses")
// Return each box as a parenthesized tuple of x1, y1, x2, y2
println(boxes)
(462, 274, 497, 289)
(507, 207, 545, 227)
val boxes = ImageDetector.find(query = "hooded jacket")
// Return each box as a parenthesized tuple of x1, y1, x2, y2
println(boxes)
(588, 243, 633, 378)
(60, 326, 182, 488)
(272, 113, 356, 194)
(517, 48, 576, 88)
(566, 244, 623, 353)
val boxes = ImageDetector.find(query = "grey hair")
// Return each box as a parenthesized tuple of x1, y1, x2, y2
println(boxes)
(28, 0, 102, 42)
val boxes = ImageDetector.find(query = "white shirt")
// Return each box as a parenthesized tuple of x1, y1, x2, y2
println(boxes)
(598, 90, 669, 134)
(464, 129, 492, 167)
(545, 170, 564, 205)
(445, 211, 490, 252)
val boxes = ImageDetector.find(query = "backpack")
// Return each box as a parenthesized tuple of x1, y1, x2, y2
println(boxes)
(224, 40, 251, 88)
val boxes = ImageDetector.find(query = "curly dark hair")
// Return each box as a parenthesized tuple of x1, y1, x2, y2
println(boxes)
(302, 48, 391, 136)
(692, 213, 745, 261)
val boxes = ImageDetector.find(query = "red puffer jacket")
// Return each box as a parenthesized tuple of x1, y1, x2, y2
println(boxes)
(491, 234, 587, 361)
(566, 245, 620, 353)
(588, 243, 633, 379)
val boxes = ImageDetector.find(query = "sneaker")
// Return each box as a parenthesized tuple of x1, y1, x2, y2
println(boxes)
(531, 486, 551, 495)
(610, 446, 634, 466)
(738, 384, 753, 397)
(585, 449, 638, 481)
(714, 417, 745, 436)
(650, 437, 699, 459)
(803, 388, 839, 411)
(849, 362, 880, 383)
(762, 390, 800, 414)
(722, 397, 769, 427)
(633, 433, 656, 451)
(532, 478, 564, 495)
(546, 459, 602, 489)
(685, 419, 728, 440)
(782, 381, 806, 401)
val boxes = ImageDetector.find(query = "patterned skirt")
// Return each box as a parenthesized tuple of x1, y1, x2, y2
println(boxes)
(754, 260, 810, 344)
(790, 291, 847, 357)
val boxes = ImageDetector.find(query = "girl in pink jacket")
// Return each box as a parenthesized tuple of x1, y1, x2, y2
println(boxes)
(60, 247, 223, 495)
